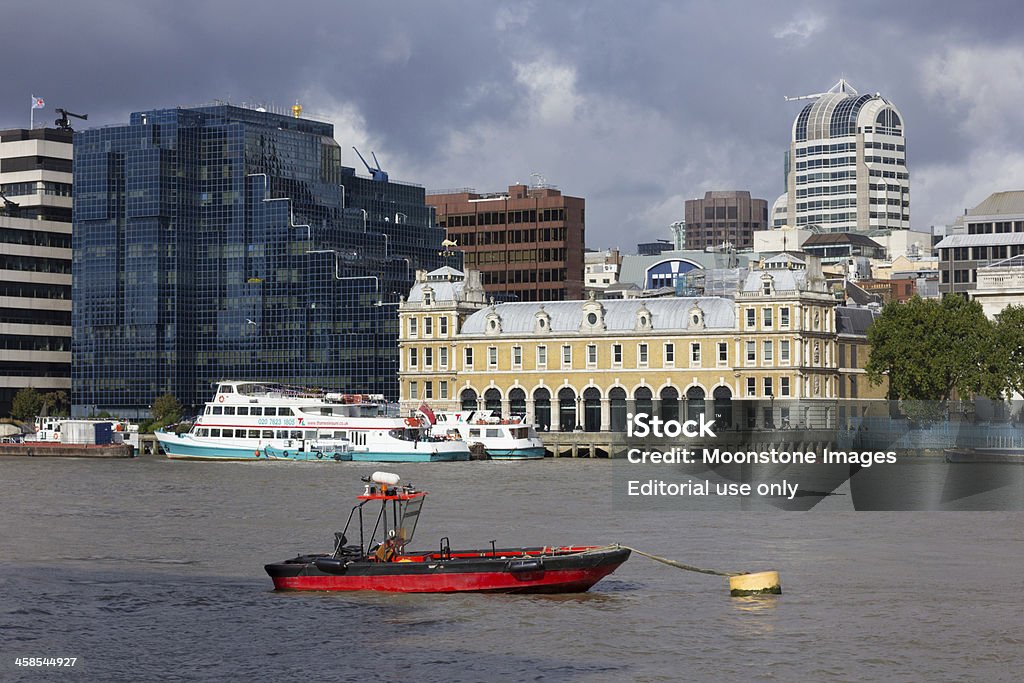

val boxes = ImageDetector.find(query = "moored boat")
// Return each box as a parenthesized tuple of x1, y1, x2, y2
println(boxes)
(423, 407, 545, 460)
(944, 447, 1024, 464)
(265, 472, 630, 593)
(155, 382, 470, 462)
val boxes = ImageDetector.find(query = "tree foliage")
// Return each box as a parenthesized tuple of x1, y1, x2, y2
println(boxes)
(866, 295, 998, 402)
(151, 393, 182, 428)
(10, 388, 43, 423)
(990, 304, 1024, 399)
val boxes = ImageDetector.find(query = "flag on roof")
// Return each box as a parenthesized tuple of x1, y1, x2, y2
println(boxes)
(31, 96, 44, 109)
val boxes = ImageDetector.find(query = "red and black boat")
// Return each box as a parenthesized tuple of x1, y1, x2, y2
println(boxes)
(265, 472, 630, 593)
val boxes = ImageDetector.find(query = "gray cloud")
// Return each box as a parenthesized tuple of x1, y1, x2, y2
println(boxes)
(5, 1, 1024, 245)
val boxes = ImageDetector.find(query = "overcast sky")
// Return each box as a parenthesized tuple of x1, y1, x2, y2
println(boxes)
(5, 1, 1024, 249)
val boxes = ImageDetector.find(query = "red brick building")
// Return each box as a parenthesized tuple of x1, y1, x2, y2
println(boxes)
(427, 184, 585, 301)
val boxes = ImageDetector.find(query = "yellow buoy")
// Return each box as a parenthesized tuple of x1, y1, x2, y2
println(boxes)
(729, 571, 781, 596)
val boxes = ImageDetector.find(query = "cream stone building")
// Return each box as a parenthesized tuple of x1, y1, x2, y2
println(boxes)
(398, 257, 885, 433)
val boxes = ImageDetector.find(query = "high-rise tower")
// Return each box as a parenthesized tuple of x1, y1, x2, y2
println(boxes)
(781, 79, 909, 233)
(0, 126, 73, 416)
(73, 104, 453, 416)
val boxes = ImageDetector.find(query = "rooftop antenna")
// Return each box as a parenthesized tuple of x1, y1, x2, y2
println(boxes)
(54, 108, 88, 131)
(530, 172, 546, 188)
(352, 147, 389, 182)
(784, 78, 858, 102)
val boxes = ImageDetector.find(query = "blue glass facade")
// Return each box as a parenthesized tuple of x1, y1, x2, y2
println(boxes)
(73, 105, 456, 415)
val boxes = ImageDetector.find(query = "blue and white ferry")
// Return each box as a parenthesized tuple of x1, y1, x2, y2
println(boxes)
(155, 382, 470, 462)
(427, 410, 546, 460)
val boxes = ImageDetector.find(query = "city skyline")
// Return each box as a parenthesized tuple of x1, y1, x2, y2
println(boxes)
(3, 2, 1024, 248)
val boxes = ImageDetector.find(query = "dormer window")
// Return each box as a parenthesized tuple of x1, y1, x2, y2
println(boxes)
(579, 295, 606, 333)
(635, 304, 653, 331)
(534, 305, 552, 334)
(688, 304, 705, 330)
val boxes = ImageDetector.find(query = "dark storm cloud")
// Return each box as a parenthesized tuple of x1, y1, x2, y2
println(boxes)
(4, 1, 1024, 245)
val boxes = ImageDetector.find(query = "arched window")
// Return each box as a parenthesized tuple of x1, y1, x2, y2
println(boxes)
(609, 387, 627, 432)
(533, 388, 551, 431)
(508, 388, 526, 417)
(460, 388, 478, 412)
(660, 386, 680, 422)
(634, 386, 653, 417)
(558, 387, 577, 432)
(583, 387, 601, 432)
(484, 388, 501, 415)
(686, 386, 705, 422)
(713, 386, 732, 429)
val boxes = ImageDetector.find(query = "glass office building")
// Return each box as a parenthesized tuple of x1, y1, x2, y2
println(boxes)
(73, 104, 455, 416)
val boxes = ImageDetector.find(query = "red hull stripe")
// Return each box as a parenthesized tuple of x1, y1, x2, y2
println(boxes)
(272, 566, 621, 593)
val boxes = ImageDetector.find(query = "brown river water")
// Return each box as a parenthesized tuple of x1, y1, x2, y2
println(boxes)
(1, 455, 1021, 681)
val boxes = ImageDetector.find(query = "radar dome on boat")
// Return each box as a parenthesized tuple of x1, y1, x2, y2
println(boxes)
(371, 472, 400, 486)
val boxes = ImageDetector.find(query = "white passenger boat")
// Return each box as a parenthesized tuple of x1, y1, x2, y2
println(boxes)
(155, 382, 470, 462)
(426, 410, 545, 460)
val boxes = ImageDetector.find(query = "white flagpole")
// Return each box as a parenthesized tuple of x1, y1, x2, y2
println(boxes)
(30, 99, 34, 129)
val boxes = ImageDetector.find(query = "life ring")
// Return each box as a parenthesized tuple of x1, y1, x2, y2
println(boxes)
(217, 396, 225, 403)
(404, 417, 419, 427)
(316, 452, 323, 460)
(282, 450, 290, 457)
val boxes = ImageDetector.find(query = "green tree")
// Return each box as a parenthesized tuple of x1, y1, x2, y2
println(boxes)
(10, 388, 43, 423)
(989, 304, 1024, 399)
(151, 393, 182, 429)
(40, 390, 69, 416)
(866, 295, 998, 405)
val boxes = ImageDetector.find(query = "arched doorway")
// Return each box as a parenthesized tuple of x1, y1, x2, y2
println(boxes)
(660, 386, 680, 422)
(583, 387, 601, 432)
(634, 386, 653, 418)
(460, 388, 478, 412)
(713, 386, 732, 429)
(609, 387, 627, 432)
(558, 387, 577, 432)
(533, 388, 551, 431)
(686, 386, 705, 422)
(508, 388, 526, 417)
(484, 387, 501, 415)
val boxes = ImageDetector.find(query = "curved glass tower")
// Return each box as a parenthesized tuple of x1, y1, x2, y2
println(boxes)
(785, 80, 909, 233)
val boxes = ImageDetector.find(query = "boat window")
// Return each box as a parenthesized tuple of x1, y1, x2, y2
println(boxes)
(212, 406, 223, 415)
(304, 430, 316, 439)
(210, 429, 221, 437)
(289, 430, 303, 439)
(264, 407, 277, 416)
(223, 406, 236, 415)
(247, 430, 260, 438)
(320, 407, 332, 415)
(237, 407, 249, 416)
(510, 427, 527, 439)
(197, 428, 207, 437)
(335, 431, 347, 440)
(486, 428, 502, 438)
(262, 430, 274, 439)
(218, 385, 233, 394)
(469, 428, 481, 438)
(280, 407, 294, 416)
(398, 496, 425, 545)
(250, 407, 262, 416)
(205, 407, 212, 415)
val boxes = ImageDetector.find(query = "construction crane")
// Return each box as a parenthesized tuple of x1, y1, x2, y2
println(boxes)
(352, 147, 389, 182)
(0, 189, 19, 217)
(54, 108, 88, 131)
(784, 78, 858, 102)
